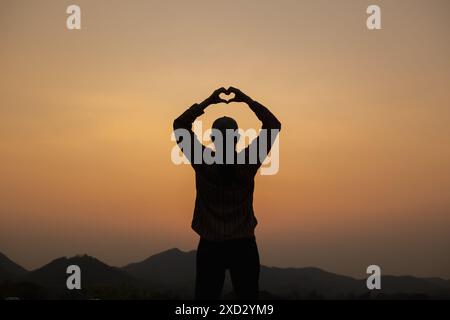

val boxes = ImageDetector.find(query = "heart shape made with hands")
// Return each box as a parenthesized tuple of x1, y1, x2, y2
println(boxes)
(219, 90, 236, 103)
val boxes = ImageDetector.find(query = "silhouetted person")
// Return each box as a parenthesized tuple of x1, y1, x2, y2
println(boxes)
(173, 87, 281, 300)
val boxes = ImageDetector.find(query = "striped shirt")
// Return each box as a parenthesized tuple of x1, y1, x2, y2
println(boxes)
(173, 100, 281, 240)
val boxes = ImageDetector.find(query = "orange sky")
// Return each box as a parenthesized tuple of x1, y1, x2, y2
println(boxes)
(1, 0, 449, 278)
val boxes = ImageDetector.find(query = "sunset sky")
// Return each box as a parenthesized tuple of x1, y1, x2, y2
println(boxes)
(1, 0, 449, 278)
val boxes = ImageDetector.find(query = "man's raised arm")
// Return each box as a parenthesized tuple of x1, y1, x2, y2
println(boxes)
(173, 87, 228, 132)
(227, 87, 281, 163)
(173, 87, 228, 165)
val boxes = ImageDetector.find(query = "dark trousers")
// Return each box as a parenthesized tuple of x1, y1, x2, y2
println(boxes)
(195, 236, 260, 300)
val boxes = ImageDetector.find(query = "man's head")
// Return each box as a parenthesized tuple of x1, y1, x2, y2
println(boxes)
(211, 116, 240, 151)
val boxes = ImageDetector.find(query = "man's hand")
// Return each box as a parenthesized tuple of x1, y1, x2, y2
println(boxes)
(202, 87, 229, 106)
(227, 87, 253, 104)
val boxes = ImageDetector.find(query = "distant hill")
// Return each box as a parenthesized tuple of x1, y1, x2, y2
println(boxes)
(0, 252, 28, 276)
(1, 249, 450, 299)
(13, 254, 155, 299)
(123, 248, 450, 299)
(0, 267, 12, 282)
(122, 250, 365, 298)
(22, 255, 135, 289)
(259, 266, 363, 298)
(379, 275, 450, 298)
(122, 248, 196, 297)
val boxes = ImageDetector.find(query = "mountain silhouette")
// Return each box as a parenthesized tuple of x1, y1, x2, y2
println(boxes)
(122, 248, 196, 296)
(0, 268, 11, 282)
(22, 255, 135, 289)
(122, 249, 450, 299)
(1, 249, 450, 299)
(259, 266, 363, 298)
(121, 250, 362, 298)
(378, 275, 450, 297)
(0, 252, 28, 277)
